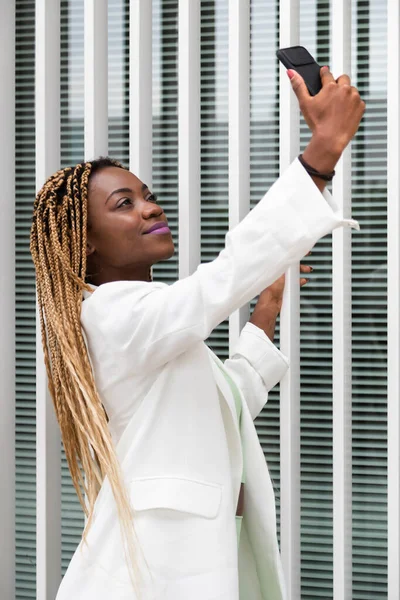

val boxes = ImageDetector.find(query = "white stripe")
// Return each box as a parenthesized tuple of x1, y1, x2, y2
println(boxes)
(35, 0, 62, 596)
(387, 0, 400, 597)
(178, 0, 200, 278)
(228, 0, 250, 353)
(278, 0, 300, 597)
(84, 0, 108, 160)
(0, 0, 15, 596)
(331, 1, 352, 598)
(129, 0, 152, 184)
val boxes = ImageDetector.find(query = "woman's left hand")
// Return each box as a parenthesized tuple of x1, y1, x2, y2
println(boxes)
(259, 262, 313, 313)
(249, 259, 313, 341)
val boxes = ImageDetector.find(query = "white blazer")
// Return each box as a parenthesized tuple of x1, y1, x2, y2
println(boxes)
(56, 159, 358, 600)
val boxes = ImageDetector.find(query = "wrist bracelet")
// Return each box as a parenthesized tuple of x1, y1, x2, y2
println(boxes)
(298, 154, 336, 182)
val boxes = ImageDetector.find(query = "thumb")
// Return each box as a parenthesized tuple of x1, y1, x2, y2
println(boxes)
(287, 69, 310, 104)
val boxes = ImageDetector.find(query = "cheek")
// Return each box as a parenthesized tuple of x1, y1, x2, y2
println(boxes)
(92, 215, 141, 248)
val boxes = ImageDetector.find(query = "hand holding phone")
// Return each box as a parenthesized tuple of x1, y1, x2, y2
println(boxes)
(276, 46, 322, 96)
(275, 46, 366, 184)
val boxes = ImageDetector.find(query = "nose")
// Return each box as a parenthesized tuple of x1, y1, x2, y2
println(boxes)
(141, 199, 164, 219)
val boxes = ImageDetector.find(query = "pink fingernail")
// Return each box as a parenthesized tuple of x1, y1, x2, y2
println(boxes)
(287, 69, 295, 80)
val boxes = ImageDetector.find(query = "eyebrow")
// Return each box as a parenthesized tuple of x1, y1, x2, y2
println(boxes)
(105, 183, 149, 204)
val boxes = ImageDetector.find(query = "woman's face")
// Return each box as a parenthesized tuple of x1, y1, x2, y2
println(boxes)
(86, 166, 174, 284)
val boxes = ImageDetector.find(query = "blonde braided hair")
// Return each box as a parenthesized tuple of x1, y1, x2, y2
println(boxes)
(30, 157, 142, 587)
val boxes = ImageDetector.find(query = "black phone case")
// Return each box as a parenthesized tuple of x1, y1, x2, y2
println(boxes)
(276, 46, 322, 96)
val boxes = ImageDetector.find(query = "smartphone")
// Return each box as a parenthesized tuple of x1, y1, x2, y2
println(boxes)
(276, 46, 322, 96)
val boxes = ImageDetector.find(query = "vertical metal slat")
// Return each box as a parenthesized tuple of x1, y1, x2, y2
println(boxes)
(129, 0, 152, 184)
(35, 0, 62, 596)
(228, 0, 250, 352)
(278, 0, 301, 595)
(84, 0, 108, 160)
(0, 0, 15, 597)
(178, 0, 200, 278)
(331, 1, 352, 598)
(387, 0, 400, 596)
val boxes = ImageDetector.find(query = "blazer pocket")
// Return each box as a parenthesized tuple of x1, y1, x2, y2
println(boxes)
(129, 476, 222, 519)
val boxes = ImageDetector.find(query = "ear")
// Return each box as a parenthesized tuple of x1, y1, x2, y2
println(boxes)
(86, 242, 95, 257)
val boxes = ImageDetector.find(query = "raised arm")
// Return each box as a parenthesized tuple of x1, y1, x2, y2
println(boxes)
(81, 68, 365, 376)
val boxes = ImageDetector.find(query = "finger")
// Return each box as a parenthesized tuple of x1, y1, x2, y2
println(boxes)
(287, 69, 311, 105)
(337, 73, 351, 86)
(320, 66, 335, 86)
(350, 85, 364, 100)
(300, 265, 313, 274)
(300, 278, 309, 287)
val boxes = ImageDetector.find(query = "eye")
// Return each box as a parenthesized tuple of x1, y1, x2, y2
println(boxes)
(146, 193, 158, 203)
(117, 197, 132, 208)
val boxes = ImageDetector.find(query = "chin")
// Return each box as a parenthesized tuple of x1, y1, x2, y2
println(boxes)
(153, 242, 175, 264)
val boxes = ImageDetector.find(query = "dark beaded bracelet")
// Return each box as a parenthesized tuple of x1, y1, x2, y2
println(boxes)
(298, 153, 336, 182)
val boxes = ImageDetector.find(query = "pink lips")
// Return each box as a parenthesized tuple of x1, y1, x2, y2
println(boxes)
(144, 222, 171, 235)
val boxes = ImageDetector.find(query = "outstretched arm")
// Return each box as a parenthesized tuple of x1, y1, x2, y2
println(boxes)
(82, 67, 364, 376)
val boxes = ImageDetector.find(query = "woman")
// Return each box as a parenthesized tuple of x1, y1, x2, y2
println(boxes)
(31, 67, 364, 599)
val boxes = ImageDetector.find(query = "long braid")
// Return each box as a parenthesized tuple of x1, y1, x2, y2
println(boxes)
(30, 157, 142, 589)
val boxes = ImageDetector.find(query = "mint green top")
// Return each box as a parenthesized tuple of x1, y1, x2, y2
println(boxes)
(214, 360, 245, 544)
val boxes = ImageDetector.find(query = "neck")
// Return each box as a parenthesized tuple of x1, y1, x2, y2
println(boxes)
(87, 264, 152, 286)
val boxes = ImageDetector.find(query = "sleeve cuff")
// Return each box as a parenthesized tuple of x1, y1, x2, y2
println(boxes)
(231, 322, 289, 392)
(291, 157, 360, 232)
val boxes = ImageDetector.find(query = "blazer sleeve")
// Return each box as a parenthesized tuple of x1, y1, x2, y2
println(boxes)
(81, 158, 358, 376)
(223, 322, 289, 420)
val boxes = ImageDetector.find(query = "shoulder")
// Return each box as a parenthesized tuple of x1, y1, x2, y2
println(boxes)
(82, 279, 168, 305)
(81, 280, 169, 327)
